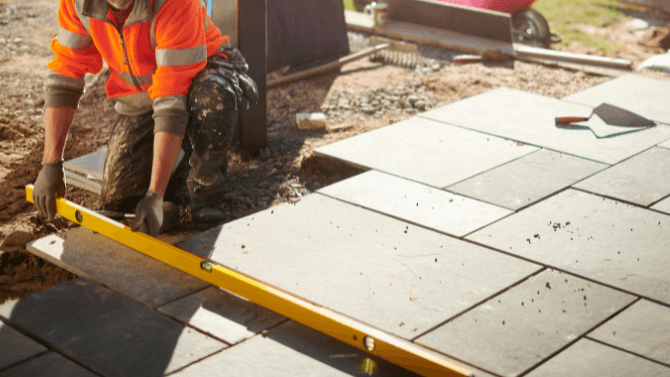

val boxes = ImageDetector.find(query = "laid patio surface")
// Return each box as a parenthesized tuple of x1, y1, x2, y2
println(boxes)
(4, 74, 670, 376)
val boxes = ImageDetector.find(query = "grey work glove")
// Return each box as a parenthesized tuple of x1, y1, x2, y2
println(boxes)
(212, 47, 259, 105)
(33, 160, 66, 220)
(131, 191, 163, 237)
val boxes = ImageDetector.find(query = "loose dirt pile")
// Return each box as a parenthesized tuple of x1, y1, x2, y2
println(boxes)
(1, 0, 670, 303)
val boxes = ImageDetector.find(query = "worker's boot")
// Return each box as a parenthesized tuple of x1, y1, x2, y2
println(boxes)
(187, 149, 229, 230)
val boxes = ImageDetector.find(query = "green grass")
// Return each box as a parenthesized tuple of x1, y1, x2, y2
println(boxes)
(343, 0, 358, 11)
(532, 0, 629, 53)
(342, 0, 629, 53)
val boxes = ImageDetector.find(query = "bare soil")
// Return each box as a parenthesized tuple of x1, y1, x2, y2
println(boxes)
(1, 0, 670, 303)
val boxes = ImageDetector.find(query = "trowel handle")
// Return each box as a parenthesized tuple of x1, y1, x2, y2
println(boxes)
(555, 116, 589, 124)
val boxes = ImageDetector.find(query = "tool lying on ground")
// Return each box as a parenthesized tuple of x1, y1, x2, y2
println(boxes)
(25, 185, 472, 377)
(267, 43, 390, 89)
(555, 103, 656, 139)
(369, 36, 421, 68)
(95, 210, 135, 220)
(556, 103, 656, 128)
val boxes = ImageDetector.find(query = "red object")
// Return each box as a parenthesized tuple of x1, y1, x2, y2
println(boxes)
(436, 0, 537, 14)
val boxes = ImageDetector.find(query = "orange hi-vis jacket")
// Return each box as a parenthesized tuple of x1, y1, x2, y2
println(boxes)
(46, 0, 230, 137)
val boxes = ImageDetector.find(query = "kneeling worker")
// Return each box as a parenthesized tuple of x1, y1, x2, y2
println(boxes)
(32, 0, 257, 235)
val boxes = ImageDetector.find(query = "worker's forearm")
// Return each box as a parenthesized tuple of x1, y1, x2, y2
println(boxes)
(149, 131, 183, 198)
(43, 107, 76, 163)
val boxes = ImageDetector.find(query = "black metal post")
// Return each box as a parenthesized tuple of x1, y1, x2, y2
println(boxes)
(237, 0, 267, 154)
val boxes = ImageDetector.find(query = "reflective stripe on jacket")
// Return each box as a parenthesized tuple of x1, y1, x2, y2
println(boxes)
(46, 0, 230, 137)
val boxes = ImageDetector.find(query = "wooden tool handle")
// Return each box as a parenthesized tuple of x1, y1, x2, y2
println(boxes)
(555, 117, 588, 124)
(267, 43, 390, 89)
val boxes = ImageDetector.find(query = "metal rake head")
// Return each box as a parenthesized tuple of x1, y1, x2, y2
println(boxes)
(369, 36, 421, 69)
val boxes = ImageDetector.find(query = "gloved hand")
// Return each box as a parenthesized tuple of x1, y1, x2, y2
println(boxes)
(131, 191, 163, 236)
(211, 47, 259, 105)
(33, 160, 66, 220)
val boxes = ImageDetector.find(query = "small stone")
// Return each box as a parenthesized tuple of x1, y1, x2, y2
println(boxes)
(399, 99, 411, 109)
(290, 165, 300, 175)
(407, 95, 419, 106)
(414, 100, 427, 111)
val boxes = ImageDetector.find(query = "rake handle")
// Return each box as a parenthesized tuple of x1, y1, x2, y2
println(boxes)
(267, 43, 390, 89)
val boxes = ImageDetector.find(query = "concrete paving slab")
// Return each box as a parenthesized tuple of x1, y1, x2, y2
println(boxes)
(467, 189, 670, 305)
(158, 286, 286, 345)
(318, 170, 512, 237)
(563, 74, 670, 125)
(416, 269, 636, 376)
(314, 116, 538, 188)
(659, 139, 670, 149)
(64, 171, 102, 195)
(0, 322, 46, 370)
(589, 299, 670, 365)
(448, 149, 607, 210)
(420, 88, 670, 165)
(177, 194, 541, 340)
(0, 352, 98, 377)
(574, 147, 670, 206)
(27, 227, 209, 308)
(651, 196, 670, 215)
(0, 278, 225, 377)
(524, 338, 670, 377)
(63, 147, 106, 181)
(170, 320, 495, 377)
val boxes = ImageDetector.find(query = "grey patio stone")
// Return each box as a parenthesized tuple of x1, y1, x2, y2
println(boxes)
(589, 299, 670, 365)
(63, 171, 102, 195)
(314, 116, 537, 188)
(467, 189, 670, 305)
(27, 227, 209, 308)
(170, 320, 491, 377)
(574, 147, 670, 206)
(157, 286, 286, 345)
(416, 269, 635, 377)
(177, 195, 541, 340)
(0, 352, 98, 377)
(0, 322, 46, 370)
(0, 278, 225, 377)
(651, 196, 670, 215)
(420, 88, 670, 165)
(448, 149, 607, 210)
(563, 74, 670, 125)
(63, 147, 106, 181)
(525, 338, 670, 377)
(318, 170, 512, 237)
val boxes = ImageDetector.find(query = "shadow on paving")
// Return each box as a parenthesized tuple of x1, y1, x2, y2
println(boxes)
(0, 270, 421, 376)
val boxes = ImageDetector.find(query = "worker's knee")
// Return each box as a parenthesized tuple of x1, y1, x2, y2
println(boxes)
(101, 114, 154, 209)
(186, 70, 239, 155)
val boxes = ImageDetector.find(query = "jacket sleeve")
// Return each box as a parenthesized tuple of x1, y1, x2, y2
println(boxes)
(150, 0, 209, 137)
(45, 0, 103, 108)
